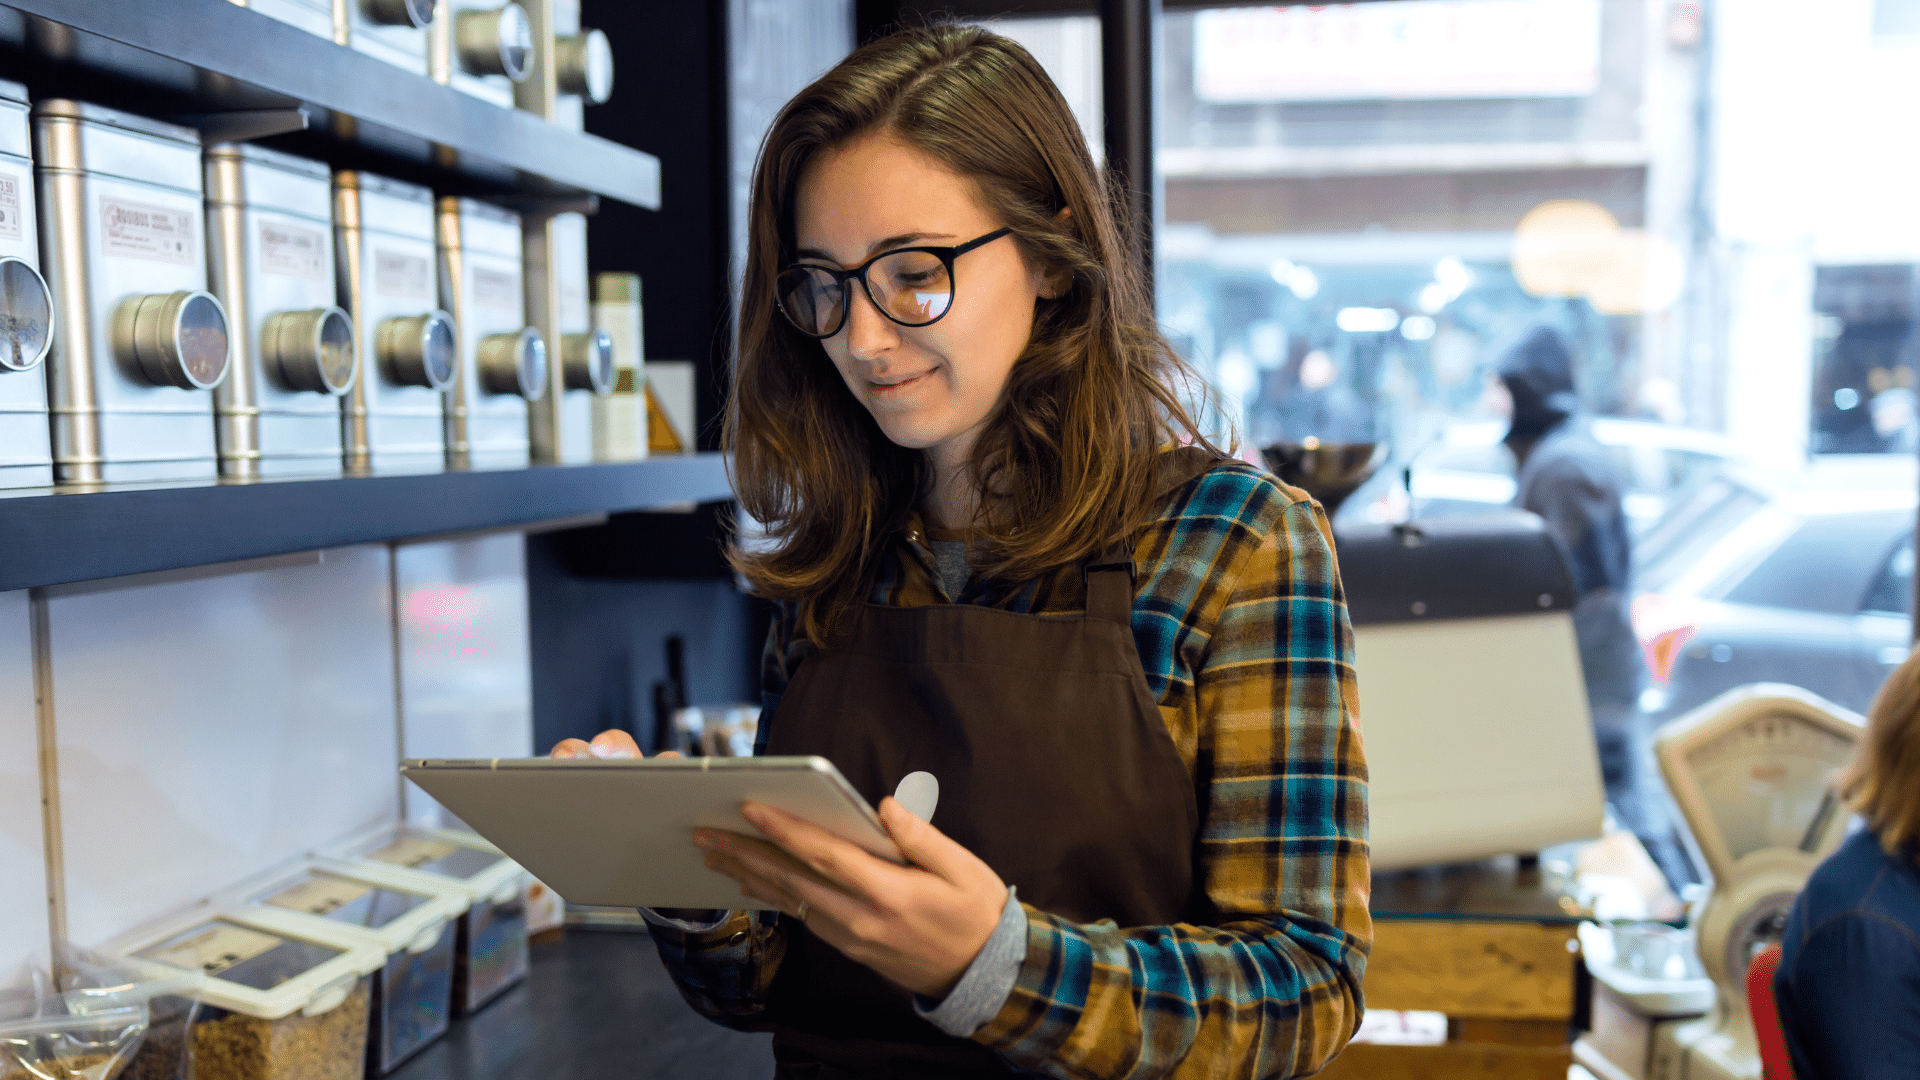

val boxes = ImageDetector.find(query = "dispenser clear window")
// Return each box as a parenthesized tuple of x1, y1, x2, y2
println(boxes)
(0, 258, 51, 372)
(177, 293, 230, 388)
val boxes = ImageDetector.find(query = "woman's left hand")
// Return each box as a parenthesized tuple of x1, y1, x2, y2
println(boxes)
(696, 797, 1009, 1000)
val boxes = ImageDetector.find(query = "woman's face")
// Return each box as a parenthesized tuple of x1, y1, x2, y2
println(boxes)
(793, 132, 1052, 463)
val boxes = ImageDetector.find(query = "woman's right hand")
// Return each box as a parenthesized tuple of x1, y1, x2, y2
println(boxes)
(549, 729, 680, 760)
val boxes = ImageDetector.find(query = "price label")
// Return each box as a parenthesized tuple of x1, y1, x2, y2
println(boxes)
(375, 249, 432, 301)
(472, 266, 519, 311)
(261, 220, 325, 279)
(367, 835, 460, 869)
(101, 196, 194, 264)
(0, 173, 21, 241)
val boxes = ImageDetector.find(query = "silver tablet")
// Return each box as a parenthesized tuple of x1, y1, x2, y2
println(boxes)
(400, 755, 902, 910)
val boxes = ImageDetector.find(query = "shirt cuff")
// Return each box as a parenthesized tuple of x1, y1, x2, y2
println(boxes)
(637, 907, 734, 933)
(914, 886, 1027, 1038)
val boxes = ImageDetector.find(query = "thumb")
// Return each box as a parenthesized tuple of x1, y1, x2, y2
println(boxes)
(878, 796, 975, 880)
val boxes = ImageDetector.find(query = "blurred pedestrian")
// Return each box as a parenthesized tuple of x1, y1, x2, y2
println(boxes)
(1496, 325, 1695, 890)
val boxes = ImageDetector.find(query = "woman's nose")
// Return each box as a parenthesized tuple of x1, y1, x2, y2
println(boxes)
(843, 280, 900, 359)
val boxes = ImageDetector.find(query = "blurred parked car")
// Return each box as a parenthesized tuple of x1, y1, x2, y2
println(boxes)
(1630, 455, 1916, 727)
(1348, 418, 1744, 535)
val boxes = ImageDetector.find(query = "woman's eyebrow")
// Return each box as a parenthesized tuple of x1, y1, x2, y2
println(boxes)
(794, 231, 957, 264)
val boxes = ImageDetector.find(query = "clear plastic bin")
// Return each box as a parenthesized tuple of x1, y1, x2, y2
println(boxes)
(101, 906, 384, 1080)
(243, 863, 465, 1074)
(321, 826, 530, 1015)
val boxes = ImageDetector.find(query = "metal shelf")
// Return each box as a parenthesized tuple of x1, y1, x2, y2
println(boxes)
(0, 0, 660, 209)
(0, 453, 731, 591)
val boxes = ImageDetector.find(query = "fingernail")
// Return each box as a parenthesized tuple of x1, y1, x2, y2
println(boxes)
(740, 805, 767, 826)
(692, 832, 714, 850)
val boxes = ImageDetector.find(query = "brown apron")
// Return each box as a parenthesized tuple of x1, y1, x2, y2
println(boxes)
(759, 530, 1204, 1079)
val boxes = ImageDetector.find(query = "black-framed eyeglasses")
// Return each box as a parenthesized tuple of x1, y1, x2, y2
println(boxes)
(774, 227, 1014, 339)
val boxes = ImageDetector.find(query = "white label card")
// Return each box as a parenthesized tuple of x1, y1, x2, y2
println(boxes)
(265, 875, 374, 918)
(260, 220, 325, 279)
(375, 249, 432, 301)
(0, 173, 21, 241)
(100, 197, 194, 264)
(367, 836, 460, 869)
(141, 922, 284, 977)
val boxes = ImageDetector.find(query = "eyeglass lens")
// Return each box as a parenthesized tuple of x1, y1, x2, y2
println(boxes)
(778, 249, 954, 337)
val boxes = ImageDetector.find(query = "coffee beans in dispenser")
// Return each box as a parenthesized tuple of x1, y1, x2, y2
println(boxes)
(33, 100, 230, 485)
(334, 172, 455, 474)
(437, 196, 544, 469)
(0, 80, 56, 489)
(207, 144, 355, 478)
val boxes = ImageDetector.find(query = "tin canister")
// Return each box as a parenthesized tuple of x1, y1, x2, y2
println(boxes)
(342, 0, 436, 76)
(335, 172, 455, 474)
(0, 80, 56, 489)
(432, 0, 534, 108)
(437, 196, 543, 469)
(234, 0, 337, 40)
(548, 212, 610, 464)
(207, 144, 354, 479)
(34, 100, 230, 485)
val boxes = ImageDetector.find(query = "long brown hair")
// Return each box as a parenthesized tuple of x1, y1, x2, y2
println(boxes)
(726, 23, 1220, 644)
(1841, 648, 1920, 858)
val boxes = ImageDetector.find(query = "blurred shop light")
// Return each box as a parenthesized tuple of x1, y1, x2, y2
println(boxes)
(1589, 230, 1685, 315)
(1835, 387, 1861, 410)
(1270, 258, 1320, 299)
(1434, 256, 1475, 299)
(1512, 199, 1620, 298)
(1337, 307, 1401, 333)
(1400, 315, 1437, 341)
(1417, 283, 1450, 313)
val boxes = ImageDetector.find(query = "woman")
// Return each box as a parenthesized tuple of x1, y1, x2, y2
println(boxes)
(555, 24, 1369, 1079)
(1774, 651, 1920, 1079)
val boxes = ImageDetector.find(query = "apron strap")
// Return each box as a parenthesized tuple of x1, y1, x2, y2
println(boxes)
(1082, 543, 1137, 626)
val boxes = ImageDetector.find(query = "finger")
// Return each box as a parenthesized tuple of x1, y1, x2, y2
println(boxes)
(741, 804, 899, 902)
(700, 829, 842, 894)
(878, 796, 981, 883)
(588, 730, 642, 758)
(550, 738, 592, 759)
(707, 846, 865, 937)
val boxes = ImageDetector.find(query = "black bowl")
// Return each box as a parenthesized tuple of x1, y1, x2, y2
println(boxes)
(1260, 441, 1388, 515)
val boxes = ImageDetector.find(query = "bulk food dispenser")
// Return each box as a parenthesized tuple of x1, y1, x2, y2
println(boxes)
(207, 144, 355, 478)
(342, 0, 437, 76)
(104, 904, 385, 1080)
(34, 101, 231, 485)
(334, 171, 456, 474)
(432, 1, 534, 107)
(437, 196, 544, 469)
(320, 826, 531, 1016)
(241, 862, 465, 1074)
(590, 271, 646, 461)
(0, 79, 55, 489)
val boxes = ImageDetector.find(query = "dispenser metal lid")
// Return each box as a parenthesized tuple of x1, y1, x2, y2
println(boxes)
(0, 256, 55, 373)
(31, 100, 202, 146)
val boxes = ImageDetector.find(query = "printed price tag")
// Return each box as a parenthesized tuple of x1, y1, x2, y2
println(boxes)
(260, 220, 325, 279)
(100, 197, 194, 264)
(375, 249, 432, 301)
(0, 173, 21, 242)
(265, 874, 374, 918)
(472, 266, 520, 311)
(367, 836, 460, 869)
(140, 922, 283, 977)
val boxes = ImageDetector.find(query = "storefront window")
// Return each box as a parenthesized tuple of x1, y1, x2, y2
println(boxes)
(984, 0, 1917, 726)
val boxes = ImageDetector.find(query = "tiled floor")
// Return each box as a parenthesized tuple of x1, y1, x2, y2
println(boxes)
(391, 931, 773, 1080)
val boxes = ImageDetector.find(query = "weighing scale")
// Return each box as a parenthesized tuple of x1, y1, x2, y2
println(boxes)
(1646, 683, 1863, 1080)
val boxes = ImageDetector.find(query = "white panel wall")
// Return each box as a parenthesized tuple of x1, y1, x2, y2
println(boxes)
(0, 590, 47, 981)
(394, 533, 532, 825)
(48, 546, 401, 947)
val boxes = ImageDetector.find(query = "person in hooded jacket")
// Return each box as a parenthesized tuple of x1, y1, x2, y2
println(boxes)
(1496, 325, 1694, 890)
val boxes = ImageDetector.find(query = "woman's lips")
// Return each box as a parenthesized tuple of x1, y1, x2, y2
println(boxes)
(868, 371, 930, 396)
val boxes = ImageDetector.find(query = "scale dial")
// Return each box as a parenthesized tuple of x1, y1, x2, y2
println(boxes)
(1687, 712, 1852, 860)
(1658, 685, 1862, 883)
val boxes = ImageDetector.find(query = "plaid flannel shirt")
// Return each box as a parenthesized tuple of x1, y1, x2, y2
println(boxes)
(650, 457, 1371, 1079)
